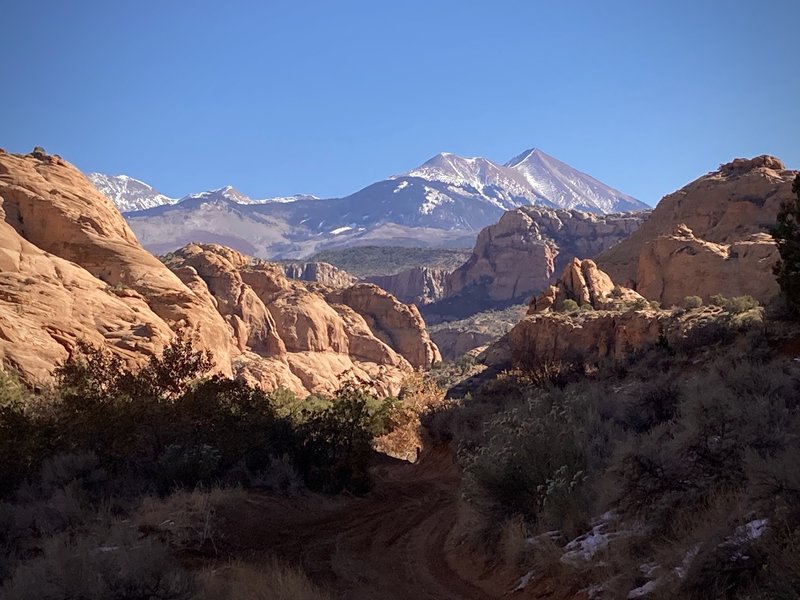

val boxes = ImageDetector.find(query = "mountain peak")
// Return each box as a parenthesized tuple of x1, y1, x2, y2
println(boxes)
(504, 147, 550, 168)
(182, 186, 254, 204)
(88, 172, 177, 213)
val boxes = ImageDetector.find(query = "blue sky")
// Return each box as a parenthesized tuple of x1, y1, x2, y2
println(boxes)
(2, 0, 798, 205)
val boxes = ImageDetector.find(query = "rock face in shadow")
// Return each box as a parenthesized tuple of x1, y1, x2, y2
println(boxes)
(598, 156, 796, 306)
(364, 267, 450, 305)
(0, 149, 440, 396)
(282, 262, 357, 289)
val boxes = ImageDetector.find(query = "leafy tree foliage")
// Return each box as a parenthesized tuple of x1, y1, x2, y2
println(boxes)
(772, 174, 800, 315)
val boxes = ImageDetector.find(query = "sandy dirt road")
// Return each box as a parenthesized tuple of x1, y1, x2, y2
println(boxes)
(219, 446, 505, 600)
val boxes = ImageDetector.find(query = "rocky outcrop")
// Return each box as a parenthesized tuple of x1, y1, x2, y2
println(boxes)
(482, 306, 736, 371)
(365, 267, 449, 305)
(598, 156, 796, 305)
(429, 329, 495, 362)
(326, 285, 441, 368)
(0, 149, 236, 379)
(530, 259, 645, 313)
(423, 207, 645, 320)
(166, 245, 430, 396)
(0, 149, 440, 397)
(282, 262, 357, 289)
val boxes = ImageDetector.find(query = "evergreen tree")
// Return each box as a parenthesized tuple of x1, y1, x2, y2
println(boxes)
(772, 174, 800, 315)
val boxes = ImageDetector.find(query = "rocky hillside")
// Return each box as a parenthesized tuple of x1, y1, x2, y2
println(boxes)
(0, 148, 440, 396)
(598, 155, 796, 306)
(482, 258, 762, 374)
(421, 207, 646, 321)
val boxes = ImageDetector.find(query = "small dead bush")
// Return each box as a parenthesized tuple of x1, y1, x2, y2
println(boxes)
(197, 560, 332, 600)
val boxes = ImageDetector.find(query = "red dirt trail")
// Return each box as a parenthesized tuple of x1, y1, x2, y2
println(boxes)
(219, 446, 506, 600)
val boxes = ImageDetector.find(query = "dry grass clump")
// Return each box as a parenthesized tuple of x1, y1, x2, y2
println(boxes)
(134, 487, 247, 552)
(374, 372, 447, 460)
(197, 560, 333, 600)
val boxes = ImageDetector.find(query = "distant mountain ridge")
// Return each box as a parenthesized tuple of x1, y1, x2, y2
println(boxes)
(91, 148, 648, 258)
(89, 175, 319, 213)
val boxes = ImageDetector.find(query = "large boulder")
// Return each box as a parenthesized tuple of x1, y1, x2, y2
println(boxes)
(530, 258, 645, 313)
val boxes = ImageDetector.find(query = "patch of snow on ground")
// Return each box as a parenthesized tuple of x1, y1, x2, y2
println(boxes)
(674, 544, 700, 580)
(736, 519, 768, 542)
(628, 580, 660, 598)
(329, 226, 352, 235)
(561, 512, 629, 565)
(394, 181, 410, 193)
(512, 571, 533, 592)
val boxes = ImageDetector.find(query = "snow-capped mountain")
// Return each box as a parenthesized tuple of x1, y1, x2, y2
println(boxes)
(87, 173, 177, 213)
(99, 147, 648, 258)
(399, 153, 547, 212)
(394, 148, 647, 215)
(504, 148, 644, 213)
(90, 176, 321, 213)
(180, 185, 255, 205)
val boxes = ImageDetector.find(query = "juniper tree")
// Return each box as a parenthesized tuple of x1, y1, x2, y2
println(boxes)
(772, 174, 800, 316)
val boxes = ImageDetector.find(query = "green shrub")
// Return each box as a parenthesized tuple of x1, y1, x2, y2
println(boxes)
(0, 373, 42, 493)
(297, 386, 378, 494)
(771, 173, 800, 316)
(710, 294, 760, 315)
(615, 357, 800, 533)
(157, 444, 221, 491)
(622, 376, 682, 433)
(683, 295, 703, 309)
(0, 527, 196, 600)
(461, 384, 614, 532)
(560, 299, 579, 312)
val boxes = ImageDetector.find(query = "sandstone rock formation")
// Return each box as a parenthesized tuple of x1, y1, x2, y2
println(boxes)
(422, 207, 645, 321)
(598, 156, 797, 305)
(429, 329, 496, 362)
(0, 149, 440, 396)
(530, 258, 645, 313)
(0, 148, 235, 380)
(483, 305, 738, 372)
(166, 245, 436, 396)
(364, 267, 449, 305)
(282, 262, 357, 289)
(325, 285, 441, 368)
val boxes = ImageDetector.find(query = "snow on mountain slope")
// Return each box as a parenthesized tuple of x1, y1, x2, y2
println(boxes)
(398, 149, 648, 215)
(87, 173, 177, 213)
(90, 175, 321, 213)
(98, 146, 647, 258)
(504, 148, 646, 213)
(180, 186, 257, 205)
(400, 153, 548, 211)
